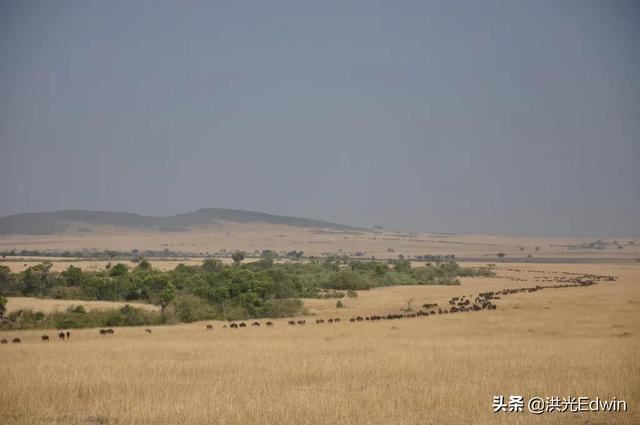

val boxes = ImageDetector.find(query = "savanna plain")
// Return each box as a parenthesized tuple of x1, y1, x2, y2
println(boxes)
(1, 228, 639, 425)
(0, 226, 640, 425)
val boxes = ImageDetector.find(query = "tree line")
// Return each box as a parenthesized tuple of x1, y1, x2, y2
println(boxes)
(0, 256, 493, 329)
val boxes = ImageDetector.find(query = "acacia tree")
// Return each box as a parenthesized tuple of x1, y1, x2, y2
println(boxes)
(497, 252, 506, 261)
(232, 251, 245, 265)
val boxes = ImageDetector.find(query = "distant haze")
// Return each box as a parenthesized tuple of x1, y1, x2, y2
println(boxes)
(1, 1, 638, 237)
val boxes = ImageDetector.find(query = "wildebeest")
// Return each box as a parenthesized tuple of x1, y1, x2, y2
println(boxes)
(239, 322, 247, 328)
(334, 318, 341, 322)
(12, 338, 21, 343)
(230, 323, 239, 329)
(1, 339, 8, 344)
(288, 320, 296, 326)
(266, 321, 274, 326)
(206, 324, 213, 330)
(66, 331, 70, 339)
(297, 320, 306, 325)
(316, 319, 324, 324)
(41, 335, 49, 342)
(145, 329, 152, 334)
(107, 328, 114, 334)
(252, 321, 260, 327)
(58, 332, 66, 341)
(99, 329, 107, 335)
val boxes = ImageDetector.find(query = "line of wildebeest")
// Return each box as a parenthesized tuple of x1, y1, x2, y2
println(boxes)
(0, 272, 616, 344)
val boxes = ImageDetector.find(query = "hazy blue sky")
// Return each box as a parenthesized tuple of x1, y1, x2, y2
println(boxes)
(1, 1, 638, 237)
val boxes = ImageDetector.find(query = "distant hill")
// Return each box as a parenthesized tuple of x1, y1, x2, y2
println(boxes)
(0, 208, 363, 235)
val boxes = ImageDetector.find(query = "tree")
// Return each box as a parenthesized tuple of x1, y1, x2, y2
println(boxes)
(259, 250, 276, 267)
(497, 253, 506, 261)
(232, 251, 245, 265)
(336, 300, 344, 308)
(137, 259, 152, 270)
(159, 283, 176, 310)
(202, 259, 224, 273)
(0, 294, 6, 319)
(108, 263, 129, 277)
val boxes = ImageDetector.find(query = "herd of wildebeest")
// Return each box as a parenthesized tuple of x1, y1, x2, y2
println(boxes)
(0, 271, 616, 345)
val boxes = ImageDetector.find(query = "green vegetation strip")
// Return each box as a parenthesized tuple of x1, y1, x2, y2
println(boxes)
(0, 257, 493, 330)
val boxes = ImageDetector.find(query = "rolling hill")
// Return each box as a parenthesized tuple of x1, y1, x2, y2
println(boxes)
(0, 208, 362, 235)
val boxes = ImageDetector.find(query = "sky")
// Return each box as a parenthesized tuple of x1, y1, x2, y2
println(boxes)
(0, 1, 638, 237)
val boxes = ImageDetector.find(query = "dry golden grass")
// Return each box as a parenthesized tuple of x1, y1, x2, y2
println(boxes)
(5, 297, 160, 314)
(1, 262, 639, 425)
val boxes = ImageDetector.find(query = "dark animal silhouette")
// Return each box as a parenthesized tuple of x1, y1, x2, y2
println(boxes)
(206, 324, 213, 330)
(41, 335, 49, 342)
(239, 322, 247, 328)
(230, 323, 239, 329)
(1, 339, 8, 344)
(252, 321, 260, 327)
(12, 338, 21, 343)
(288, 320, 296, 326)
(100, 329, 107, 335)
(145, 329, 152, 334)
(58, 332, 65, 341)
(266, 321, 274, 326)
(66, 331, 70, 339)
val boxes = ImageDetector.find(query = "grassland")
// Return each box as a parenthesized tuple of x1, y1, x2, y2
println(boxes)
(1, 262, 638, 425)
(4, 297, 160, 314)
(1, 221, 639, 262)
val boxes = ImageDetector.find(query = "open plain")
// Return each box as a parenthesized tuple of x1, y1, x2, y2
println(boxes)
(1, 259, 638, 425)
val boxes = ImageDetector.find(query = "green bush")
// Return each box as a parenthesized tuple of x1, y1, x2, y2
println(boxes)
(172, 295, 218, 323)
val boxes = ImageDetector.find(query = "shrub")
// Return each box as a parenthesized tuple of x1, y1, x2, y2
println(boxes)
(172, 295, 218, 323)
(326, 271, 370, 290)
(109, 263, 129, 277)
(260, 298, 305, 318)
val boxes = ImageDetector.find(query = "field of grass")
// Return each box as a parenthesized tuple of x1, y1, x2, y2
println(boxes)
(1, 262, 638, 424)
(4, 297, 160, 314)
